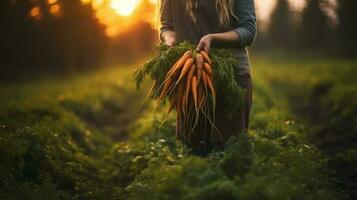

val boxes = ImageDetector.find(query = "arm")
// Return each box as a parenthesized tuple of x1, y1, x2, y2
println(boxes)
(197, 31, 240, 52)
(160, 0, 176, 46)
(197, 0, 257, 51)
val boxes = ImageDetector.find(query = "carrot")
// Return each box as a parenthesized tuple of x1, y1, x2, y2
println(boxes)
(161, 53, 193, 99)
(191, 76, 198, 112)
(200, 51, 212, 65)
(176, 81, 187, 137)
(137, 80, 157, 111)
(206, 75, 216, 125)
(195, 54, 204, 84)
(176, 81, 185, 115)
(188, 57, 210, 137)
(206, 75, 215, 99)
(188, 76, 203, 141)
(197, 82, 205, 110)
(166, 50, 191, 75)
(155, 53, 191, 102)
(168, 97, 176, 115)
(165, 57, 193, 100)
(166, 50, 192, 78)
(183, 64, 196, 114)
(203, 62, 212, 75)
(201, 70, 208, 94)
(157, 77, 174, 106)
(160, 95, 176, 127)
(176, 58, 194, 84)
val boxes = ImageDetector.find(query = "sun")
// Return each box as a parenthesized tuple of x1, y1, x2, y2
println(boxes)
(110, 0, 141, 16)
(79, 0, 157, 37)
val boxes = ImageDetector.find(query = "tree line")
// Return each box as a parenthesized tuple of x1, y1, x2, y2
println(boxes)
(0, 0, 156, 76)
(255, 0, 357, 57)
(0, 0, 356, 76)
(0, 0, 109, 73)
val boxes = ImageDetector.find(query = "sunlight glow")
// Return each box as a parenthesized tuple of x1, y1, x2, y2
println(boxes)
(92, 0, 105, 9)
(110, 0, 140, 16)
(30, 6, 42, 20)
(48, 0, 58, 5)
(76, 0, 333, 37)
(105, 26, 119, 37)
(81, 0, 91, 4)
(49, 4, 61, 17)
(148, 0, 157, 5)
(80, 0, 156, 37)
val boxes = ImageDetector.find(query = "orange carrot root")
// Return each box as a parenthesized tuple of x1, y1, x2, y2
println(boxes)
(200, 51, 212, 65)
(175, 58, 194, 86)
(157, 77, 174, 107)
(196, 54, 204, 84)
(177, 81, 185, 116)
(166, 50, 192, 78)
(152, 49, 218, 145)
(203, 62, 212, 75)
(202, 70, 208, 94)
(160, 95, 176, 127)
(191, 76, 198, 113)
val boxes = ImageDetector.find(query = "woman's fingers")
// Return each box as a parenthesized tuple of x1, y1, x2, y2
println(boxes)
(197, 40, 209, 52)
(162, 31, 177, 47)
(197, 41, 205, 51)
(197, 34, 212, 52)
(166, 40, 176, 47)
(166, 37, 176, 47)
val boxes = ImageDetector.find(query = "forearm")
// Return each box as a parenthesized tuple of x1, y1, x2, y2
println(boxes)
(210, 31, 240, 43)
(197, 30, 241, 52)
(160, 0, 174, 44)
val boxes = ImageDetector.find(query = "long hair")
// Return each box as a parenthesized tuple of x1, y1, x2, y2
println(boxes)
(185, 0, 236, 26)
(156, 0, 237, 29)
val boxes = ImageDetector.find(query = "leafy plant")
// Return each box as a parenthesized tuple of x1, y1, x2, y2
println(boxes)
(134, 42, 245, 120)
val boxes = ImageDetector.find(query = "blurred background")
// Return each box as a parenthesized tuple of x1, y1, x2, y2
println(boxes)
(1, 0, 356, 80)
(0, 1, 356, 199)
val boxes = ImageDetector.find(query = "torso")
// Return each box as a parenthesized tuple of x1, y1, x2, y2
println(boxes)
(171, 0, 251, 75)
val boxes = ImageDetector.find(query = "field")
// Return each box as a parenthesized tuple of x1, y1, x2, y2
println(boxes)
(0, 54, 356, 199)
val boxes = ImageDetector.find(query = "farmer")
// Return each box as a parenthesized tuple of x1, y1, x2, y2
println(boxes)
(160, 0, 256, 155)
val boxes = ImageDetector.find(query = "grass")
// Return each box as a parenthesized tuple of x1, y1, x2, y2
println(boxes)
(0, 54, 355, 199)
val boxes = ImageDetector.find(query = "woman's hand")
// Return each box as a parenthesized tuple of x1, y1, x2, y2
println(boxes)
(197, 34, 213, 52)
(162, 31, 177, 47)
(198, 31, 241, 52)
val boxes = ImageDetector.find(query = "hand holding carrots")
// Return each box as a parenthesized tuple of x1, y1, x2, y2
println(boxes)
(162, 31, 177, 47)
(197, 34, 213, 52)
(135, 42, 244, 144)
(153, 50, 215, 140)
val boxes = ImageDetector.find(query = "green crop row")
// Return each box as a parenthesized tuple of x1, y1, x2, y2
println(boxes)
(0, 56, 352, 199)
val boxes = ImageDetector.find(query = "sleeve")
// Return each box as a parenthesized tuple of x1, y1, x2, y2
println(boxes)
(160, 0, 174, 41)
(233, 0, 257, 47)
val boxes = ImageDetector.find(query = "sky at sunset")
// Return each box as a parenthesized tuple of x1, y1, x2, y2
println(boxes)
(81, 0, 309, 36)
(31, 0, 337, 37)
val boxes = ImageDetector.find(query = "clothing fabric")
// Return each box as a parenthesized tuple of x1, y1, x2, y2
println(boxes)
(213, 73, 253, 143)
(161, 0, 256, 155)
(160, 0, 257, 75)
(182, 73, 253, 156)
(177, 74, 253, 155)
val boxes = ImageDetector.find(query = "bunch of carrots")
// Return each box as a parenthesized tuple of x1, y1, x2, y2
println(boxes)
(150, 50, 217, 141)
(135, 42, 245, 143)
